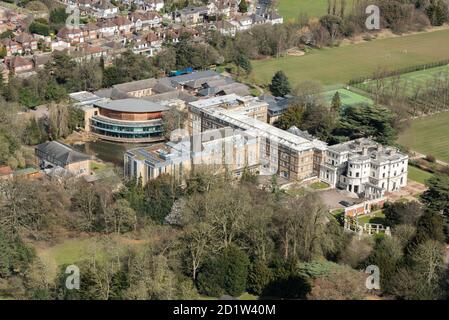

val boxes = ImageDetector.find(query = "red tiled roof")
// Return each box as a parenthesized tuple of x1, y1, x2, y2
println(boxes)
(0, 165, 12, 176)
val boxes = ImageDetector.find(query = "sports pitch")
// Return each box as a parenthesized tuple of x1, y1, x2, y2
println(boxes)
(278, 0, 355, 22)
(251, 29, 449, 88)
(357, 65, 449, 97)
(397, 111, 449, 163)
(323, 88, 373, 109)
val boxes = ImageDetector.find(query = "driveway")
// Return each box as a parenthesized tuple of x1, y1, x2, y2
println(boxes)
(316, 188, 363, 210)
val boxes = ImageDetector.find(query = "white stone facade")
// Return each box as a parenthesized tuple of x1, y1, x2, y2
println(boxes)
(319, 138, 408, 199)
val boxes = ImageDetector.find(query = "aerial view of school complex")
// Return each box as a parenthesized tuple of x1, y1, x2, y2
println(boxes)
(1, 0, 449, 306)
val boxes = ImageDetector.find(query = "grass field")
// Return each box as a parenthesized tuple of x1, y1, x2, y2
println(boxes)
(358, 211, 385, 225)
(251, 29, 449, 88)
(35, 236, 146, 281)
(309, 181, 330, 190)
(357, 65, 449, 97)
(278, 0, 355, 22)
(407, 165, 433, 185)
(397, 111, 449, 163)
(323, 88, 373, 109)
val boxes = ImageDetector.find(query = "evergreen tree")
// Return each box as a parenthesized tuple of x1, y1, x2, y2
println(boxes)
(235, 54, 252, 75)
(331, 91, 342, 114)
(269, 71, 291, 97)
(239, 0, 248, 13)
(197, 245, 250, 297)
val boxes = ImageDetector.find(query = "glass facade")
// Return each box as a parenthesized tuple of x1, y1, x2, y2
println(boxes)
(91, 116, 164, 141)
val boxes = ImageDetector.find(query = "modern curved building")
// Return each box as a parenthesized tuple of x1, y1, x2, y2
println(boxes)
(84, 98, 168, 143)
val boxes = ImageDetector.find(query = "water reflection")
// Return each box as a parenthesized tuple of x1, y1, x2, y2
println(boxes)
(72, 140, 156, 167)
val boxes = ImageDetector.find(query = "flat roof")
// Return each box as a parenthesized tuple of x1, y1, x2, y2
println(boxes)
(94, 98, 169, 113)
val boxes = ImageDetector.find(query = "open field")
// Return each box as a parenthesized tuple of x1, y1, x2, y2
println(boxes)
(251, 29, 449, 88)
(407, 165, 433, 185)
(397, 111, 449, 163)
(323, 88, 373, 109)
(356, 65, 449, 97)
(278, 0, 355, 22)
(34, 236, 146, 281)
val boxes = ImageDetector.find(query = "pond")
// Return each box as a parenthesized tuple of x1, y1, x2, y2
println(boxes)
(72, 140, 156, 167)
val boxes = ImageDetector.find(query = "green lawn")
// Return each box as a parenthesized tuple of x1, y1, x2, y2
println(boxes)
(251, 29, 449, 88)
(397, 111, 449, 163)
(358, 211, 385, 225)
(323, 88, 373, 109)
(357, 65, 449, 97)
(309, 181, 330, 190)
(42, 238, 108, 267)
(407, 165, 433, 185)
(278, 0, 355, 22)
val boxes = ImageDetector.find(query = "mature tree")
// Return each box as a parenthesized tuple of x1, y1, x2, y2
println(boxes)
(47, 102, 71, 139)
(335, 103, 397, 145)
(71, 181, 101, 231)
(391, 240, 447, 300)
(247, 260, 272, 296)
(104, 199, 137, 234)
(425, 0, 449, 26)
(300, 103, 336, 141)
(0, 228, 35, 279)
(384, 201, 424, 228)
(162, 105, 188, 139)
(293, 80, 324, 108)
(141, 174, 180, 223)
(421, 173, 449, 218)
(125, 250, 198, 300)
(261, 260, 311, 299)
(204, 186, 252, 249)
(412, 210, 446, 245)
(331, 91, 342, 114)
(234, 53, 252, 75)
(181, 222, 215, 281)
(197, 245, 250, 297)
(307, 266, 367, 300)
(365, 235, 403, 293)
(154, 47, 177, 75)
(269, 71, 291, 97)
(274, 192, 329, 261)
(275, 105, 303, 130)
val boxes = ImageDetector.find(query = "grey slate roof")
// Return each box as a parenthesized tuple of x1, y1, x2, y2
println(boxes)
(259, 94, 293, 116)
(36, 141, 91, 165)
(161, 70, 220, 88)
(94, 98, 169, 113)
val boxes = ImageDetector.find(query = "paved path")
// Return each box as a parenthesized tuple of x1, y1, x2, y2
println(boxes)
(409, 150, 449, 167)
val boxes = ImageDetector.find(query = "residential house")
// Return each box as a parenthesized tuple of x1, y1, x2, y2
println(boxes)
(14, 32, 37, 53)
(97, 19, 118, 37)
(209, 20, 237, 37)
(57, 26, 84, 44)
(113, 15, 133, 35)
(92, 0, 118, 18)
(0, 38, 22, 56)
(130, 10, 162, 30)
(265, 11, 283, 25)
(32, 53, 52, 69)
(81, 22, 100, 40)
(5, 56, 34, 75)
(231, 15, 253, 30)
(142, 0, 164, 11)
(175, 6, 209, 25)
(131, 31, 162, 56)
